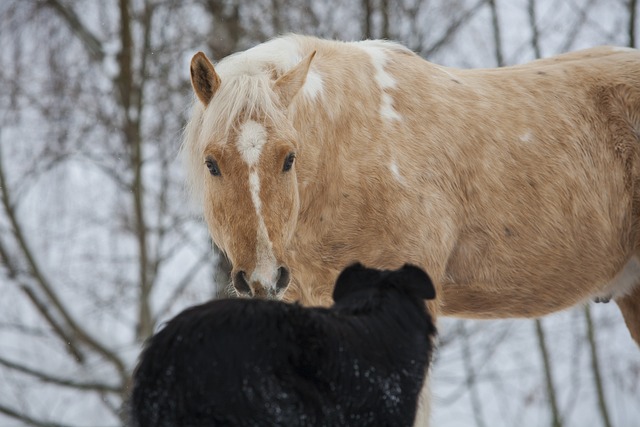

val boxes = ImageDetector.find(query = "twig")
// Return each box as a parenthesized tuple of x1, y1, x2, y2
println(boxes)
(559, 0, 598, 53)
(629, 0, 637, 48)
(458, 321, 488, 427)
(488, 0, 504, 66)
(40, 0, 104, 62)
(421, 0, 488, 58)
(21, 285, 86, 363)
(534, 318, 563, 427)
(0, 355, 121, 394)
(154, 251, 213, 322)
(0, 141, 127, 381)
(584, 305, 613, 427)
(0, 402, 74, 427)
(528, 0, 542, 58)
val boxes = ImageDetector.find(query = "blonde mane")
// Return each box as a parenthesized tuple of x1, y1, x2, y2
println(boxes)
(181, 35, 314, 207)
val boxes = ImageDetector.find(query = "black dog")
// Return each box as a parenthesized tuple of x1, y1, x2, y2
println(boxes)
(129, 263, 437, 427)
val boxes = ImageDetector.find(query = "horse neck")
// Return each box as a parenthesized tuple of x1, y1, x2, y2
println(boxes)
(289, 42, 437, 213)
(290, 90, 401, 226)
(291, 109, 334, 207)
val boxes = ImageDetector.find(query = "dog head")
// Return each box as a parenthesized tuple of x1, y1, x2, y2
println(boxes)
(332, 263, 436, 303)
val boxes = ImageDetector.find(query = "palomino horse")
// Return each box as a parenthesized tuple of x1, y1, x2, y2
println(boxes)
(183, 35, 640, 350)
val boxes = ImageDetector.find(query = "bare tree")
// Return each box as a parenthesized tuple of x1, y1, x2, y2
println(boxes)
(629, 0, 637, 47)
(1, 1, 638, 426)
(584, 305, 613, 427)
(458, 321, 488, 427)
(0, 0, 221, 423)
(488, 0, 504, 66)
(363, 0, 374, 38)
(534, 318, 563, 427)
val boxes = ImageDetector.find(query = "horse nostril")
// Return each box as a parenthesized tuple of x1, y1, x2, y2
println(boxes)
(233, 271, 251, 295)
(275, 266, 290, 291)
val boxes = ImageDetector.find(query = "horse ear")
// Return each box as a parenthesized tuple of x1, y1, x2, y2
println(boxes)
(390, 264, 436, 300)
(273, 50, 317, 107)
(190, 51, 220, 106)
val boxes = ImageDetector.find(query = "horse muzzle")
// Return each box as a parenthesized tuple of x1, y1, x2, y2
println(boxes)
(232, 266, 290, 299)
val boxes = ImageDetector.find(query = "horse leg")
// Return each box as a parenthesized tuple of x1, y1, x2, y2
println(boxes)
(615, 284, 640, 346)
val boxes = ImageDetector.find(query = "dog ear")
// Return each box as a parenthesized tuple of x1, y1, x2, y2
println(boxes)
(332, 263, 377, 302)
(389, 264, 436, 300)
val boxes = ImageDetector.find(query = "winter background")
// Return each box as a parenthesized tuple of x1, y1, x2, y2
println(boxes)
(0, 0, 639, 426)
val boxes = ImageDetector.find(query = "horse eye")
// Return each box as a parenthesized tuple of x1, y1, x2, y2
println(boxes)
(282, 153, 296, 172)
(205, 158, 221, 177)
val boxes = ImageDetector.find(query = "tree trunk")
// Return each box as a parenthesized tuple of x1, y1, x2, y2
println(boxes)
(534, 319, 563, 427)
(584, 305, 613, 427)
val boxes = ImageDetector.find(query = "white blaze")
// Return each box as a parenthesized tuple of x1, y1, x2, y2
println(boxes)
(238, 121, 279, 288)
(238, 120, 268, 166)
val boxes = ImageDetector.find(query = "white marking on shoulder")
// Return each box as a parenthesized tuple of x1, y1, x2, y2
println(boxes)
(381, 94, 401, 121)
(237, 120, 267, 166)
(361, 45, 397, 90)
(597, 256, 640, 300)
(389, 160, 406, 185)
(519, 131, 533, 143)
(358, 44, 401, 121)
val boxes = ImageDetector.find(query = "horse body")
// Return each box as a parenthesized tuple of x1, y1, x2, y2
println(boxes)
(184, 35, 640, 344)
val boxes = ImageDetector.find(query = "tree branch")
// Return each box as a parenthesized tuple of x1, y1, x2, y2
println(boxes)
(584, 305, 613, 427)
(458, 321, 488, 427)
(629, 0, 637, 48)
(534, 319, 563, 427)
(488, 0, 504, 66)
(0, 355, 121, 394)
(528, 0, 542, 58)
(115, 0, 153, 341)
(380, 0, 389, 40)
(362, 0, 373, 39)
(0, 143, 127, 381)
(421, 0, 488, 58)
(154, 251, 213, 321)
(559, 0, 598, 53)
(21, 285, 86, 363)
(0, 402, 75, 427)
(40, 0, 104, 62)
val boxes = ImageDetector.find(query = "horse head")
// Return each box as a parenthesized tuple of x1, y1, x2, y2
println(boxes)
(185, 49, 316, 298)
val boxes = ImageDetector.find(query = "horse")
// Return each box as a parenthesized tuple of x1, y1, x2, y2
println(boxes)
(182, 34, 640, 348)
(129, 263, 438, 427)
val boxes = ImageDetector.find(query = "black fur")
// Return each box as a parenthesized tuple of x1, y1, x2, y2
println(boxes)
(129, 263, 437, 427)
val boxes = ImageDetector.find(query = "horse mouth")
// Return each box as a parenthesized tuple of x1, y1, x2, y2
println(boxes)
(232, 285, 287, 300)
